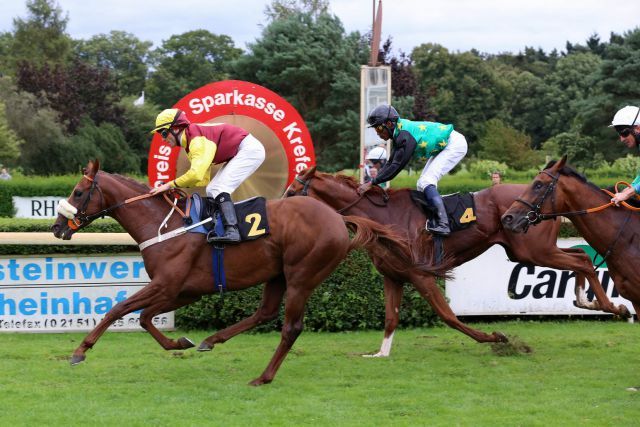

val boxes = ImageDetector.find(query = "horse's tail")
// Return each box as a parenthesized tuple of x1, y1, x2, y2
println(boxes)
(342, 216, 452, 278)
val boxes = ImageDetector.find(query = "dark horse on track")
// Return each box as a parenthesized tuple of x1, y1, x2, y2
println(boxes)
(51, 160, 445, 385)
(501, 155, 640, 318)
(286, 167, 630, 356)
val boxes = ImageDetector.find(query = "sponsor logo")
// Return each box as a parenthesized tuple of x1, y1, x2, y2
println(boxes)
(147, 80, 315, 189)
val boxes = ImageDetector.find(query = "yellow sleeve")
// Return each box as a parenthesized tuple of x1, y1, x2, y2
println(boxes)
(174, 136, 217, 188)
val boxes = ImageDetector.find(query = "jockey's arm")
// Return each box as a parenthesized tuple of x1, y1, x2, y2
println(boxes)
(371, 131, 416, 185)
(173, 136, 217, 188)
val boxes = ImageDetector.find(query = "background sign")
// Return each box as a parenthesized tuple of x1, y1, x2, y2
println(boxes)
(13, 196, 63, 219)
(0, 255, 173, 332)
(446, 238, 635, 316)
(147, 80, 315, 200)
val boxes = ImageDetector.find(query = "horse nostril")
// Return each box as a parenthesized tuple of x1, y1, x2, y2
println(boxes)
(51, 224, 59, 233)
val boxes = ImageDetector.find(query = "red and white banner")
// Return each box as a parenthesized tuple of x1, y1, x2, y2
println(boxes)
(148, 80, 314, 197)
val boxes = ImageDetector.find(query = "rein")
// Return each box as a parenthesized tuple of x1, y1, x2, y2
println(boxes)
(515, 172, 640, 227)
(294, 175, 390, 214)
(62, 173, 191, 230)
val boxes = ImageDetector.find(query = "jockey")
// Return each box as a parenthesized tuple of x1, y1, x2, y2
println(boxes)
(357, 105, 468, 237)
(609, 105, 640, 206)
(149, 109, 265, 243)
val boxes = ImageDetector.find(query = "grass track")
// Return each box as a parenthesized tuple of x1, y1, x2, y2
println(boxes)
(1, 320, 639, 426)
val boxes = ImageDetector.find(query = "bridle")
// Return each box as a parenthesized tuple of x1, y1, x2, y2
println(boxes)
(61, 172, 190, 230)
(513, 170, 560, 229)
(291, 175, 390, 214)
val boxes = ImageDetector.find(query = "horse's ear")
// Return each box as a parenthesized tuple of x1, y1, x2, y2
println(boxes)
(85, 159, 100, 177)
(557, 155, 567, 169)
(301, 166, 316, 178)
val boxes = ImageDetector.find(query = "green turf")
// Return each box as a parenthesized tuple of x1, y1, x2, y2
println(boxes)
(1, 321, 638, 426)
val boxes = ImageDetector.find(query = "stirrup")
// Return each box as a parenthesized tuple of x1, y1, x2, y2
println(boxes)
(207, 228, 241, 244)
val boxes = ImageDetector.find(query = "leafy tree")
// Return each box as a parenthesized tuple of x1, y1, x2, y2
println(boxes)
(232, 11, 367, 170)
(0, 77, 70, 174)
(264, 0, 329, 21)
(118, 96, 160, 172)
(16, 59, 124, 133)
(74, 31, 152, 97)
(8, 0, 72, 71)
(69, 119, 140, 173)
(146, 30, 242, 107)
(412, 43, 511, 151)
(0, 102, 24, 167)
(477, 119, 543, 170)
(543, 131, 604, 170)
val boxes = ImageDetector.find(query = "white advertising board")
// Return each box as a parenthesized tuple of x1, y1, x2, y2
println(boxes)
(446, 238, 635, 316)
(13, 196, 63, 219)
(0, 255, 174, 332)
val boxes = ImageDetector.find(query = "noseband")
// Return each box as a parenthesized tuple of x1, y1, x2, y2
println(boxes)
(62, 174, 107, 230)
(514, 170, 559, 229)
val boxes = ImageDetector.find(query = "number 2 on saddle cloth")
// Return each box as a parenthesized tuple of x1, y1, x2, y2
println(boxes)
(189, 194, 271, 293)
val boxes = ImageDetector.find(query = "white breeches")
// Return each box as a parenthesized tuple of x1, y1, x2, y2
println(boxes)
(416, 130, 468, 191)
(206, 134, 265, 198)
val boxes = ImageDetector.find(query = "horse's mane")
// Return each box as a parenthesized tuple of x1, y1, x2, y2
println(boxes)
(103, 171, 150, 193)
(544, 160, 603, 193)
(330, 173, 406, 195)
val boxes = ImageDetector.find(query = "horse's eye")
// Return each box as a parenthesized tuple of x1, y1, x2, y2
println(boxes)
(534, 181, 543, 190)
(287, 190, 296, 197)
(74, 190, 83, 198)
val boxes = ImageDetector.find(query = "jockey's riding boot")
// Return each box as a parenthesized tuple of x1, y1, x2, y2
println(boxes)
(423, 185, 450, 237)
(207, 192, 241, 244)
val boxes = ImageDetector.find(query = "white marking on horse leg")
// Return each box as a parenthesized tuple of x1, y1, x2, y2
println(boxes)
(363, 331, 394, 358)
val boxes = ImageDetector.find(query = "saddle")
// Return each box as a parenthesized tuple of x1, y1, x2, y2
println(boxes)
(188, 194, 270, 242)
(410, 191, 477, 233)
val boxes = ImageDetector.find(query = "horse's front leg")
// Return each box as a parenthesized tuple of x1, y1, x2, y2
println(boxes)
(363, 276, 403, 358)
(410, 271, 508, 343)
(70, 281, 167, 364)
(139, 295, 200, 351)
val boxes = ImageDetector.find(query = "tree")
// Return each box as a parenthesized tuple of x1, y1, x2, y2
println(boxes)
(232, 11, 367, 170)
(145, 30, 242, 107)
(16, 59, 124, 133)
(0, 102, 24, 167)
(412, 43, 511, 151)
(477, 119, 543, 170)
(74, 31, 152, 97)
(264, 0, 329, 21)
(8, 0, 72, 71)
(543, 131, 604, 170)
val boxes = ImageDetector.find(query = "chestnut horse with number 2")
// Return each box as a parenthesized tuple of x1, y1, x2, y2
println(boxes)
(51, 160, 444, 385)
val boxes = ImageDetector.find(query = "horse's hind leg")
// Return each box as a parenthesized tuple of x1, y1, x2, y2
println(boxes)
(364, 276, 403, 357)
(139, 295, 199, 351)
(249, 284, 315, 386)
(70, 281, 166, 364)
(410, 272, 507, 343)
(198, 276, 287, 351)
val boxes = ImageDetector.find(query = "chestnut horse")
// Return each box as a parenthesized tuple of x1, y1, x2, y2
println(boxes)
(51, 160, 439, 385)
(501, 155, 640, 317)
(286, 167, 630, 356)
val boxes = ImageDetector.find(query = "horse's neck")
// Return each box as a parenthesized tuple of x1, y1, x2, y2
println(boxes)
(103, 177, 179, 244)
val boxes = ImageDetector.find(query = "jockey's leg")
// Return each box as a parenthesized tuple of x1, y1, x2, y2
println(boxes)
(205, 134, 265, 244)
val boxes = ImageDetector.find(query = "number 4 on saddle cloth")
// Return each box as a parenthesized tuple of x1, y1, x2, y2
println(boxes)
(410, 191, 477, 233)
(188, 193, 270, 242)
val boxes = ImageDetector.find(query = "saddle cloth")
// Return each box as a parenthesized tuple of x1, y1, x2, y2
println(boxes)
(188, 194, 270, 241)
(410, 191, 477, 233)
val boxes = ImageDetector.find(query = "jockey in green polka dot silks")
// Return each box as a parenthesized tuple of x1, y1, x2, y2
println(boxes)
(357, 105, 468, 237)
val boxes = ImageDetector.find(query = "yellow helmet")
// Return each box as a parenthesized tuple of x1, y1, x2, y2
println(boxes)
(151, 109, 189, 133)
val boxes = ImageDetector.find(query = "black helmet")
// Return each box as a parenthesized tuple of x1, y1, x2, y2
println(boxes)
(367, 105, 399, 127)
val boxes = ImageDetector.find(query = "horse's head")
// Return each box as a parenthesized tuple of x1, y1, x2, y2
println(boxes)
(284, 166, 317, 197)
(501, 155, 568, 233)
(51, 159, 105, 240)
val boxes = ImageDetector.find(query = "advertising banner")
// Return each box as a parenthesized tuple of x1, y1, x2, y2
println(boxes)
(0, 255, 173, 332)
(13, 196, 63, 219)
(147, 80, 315, 200)
(446, 238, 635, 316)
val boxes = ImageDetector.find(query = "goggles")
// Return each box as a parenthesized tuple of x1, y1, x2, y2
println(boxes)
(157, 128, 171, 139)
(617, 127, 633, 138)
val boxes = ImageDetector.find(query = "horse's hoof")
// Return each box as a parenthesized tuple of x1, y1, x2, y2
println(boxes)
(619, 305, 632, 319)
(493, 331, 509, 343)
(70, 354, 86, 365)
(248, 377, 271, 386)
(178, 337, 195, 349)
(197, 341, 213, 352)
